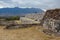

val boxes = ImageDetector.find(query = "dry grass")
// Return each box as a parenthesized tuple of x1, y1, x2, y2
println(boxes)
(0, 26, 60, 40)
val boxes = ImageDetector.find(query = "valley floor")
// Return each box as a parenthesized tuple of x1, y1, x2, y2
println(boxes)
(0, 26, 60, 40)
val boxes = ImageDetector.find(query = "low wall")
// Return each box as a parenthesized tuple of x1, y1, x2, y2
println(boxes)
(5, 23, 41, 29)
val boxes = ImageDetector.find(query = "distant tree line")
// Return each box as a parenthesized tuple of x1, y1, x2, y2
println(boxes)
(0, 16, 20, 21)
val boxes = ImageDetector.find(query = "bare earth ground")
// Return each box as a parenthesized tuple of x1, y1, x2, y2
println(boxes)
(0, 26, 60, 40)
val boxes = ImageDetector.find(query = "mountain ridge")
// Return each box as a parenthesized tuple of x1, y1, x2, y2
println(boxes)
(0, 7, 44, 16)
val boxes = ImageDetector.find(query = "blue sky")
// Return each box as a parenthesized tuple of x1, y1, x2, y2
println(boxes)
(0, 0, 60, 10)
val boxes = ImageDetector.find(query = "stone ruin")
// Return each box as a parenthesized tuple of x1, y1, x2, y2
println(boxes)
(5, 23, 40, 29)
(42, 9, 60, 35)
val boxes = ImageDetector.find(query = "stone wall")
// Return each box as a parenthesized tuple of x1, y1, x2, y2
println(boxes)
(43, 18, 59, 32)
(25, 13, 45, 22)
(42, 9, 60, 20)
(42, 9, 60, 33)
(5, 24, 40, 29)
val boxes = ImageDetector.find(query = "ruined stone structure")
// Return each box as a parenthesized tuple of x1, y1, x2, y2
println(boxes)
(25, 13, 45, 22)
(42, 9, 60, 33)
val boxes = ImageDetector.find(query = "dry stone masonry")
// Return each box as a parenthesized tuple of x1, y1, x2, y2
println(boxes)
(42, 9, 60, 34)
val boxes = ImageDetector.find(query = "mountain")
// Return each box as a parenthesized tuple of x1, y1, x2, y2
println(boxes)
(0, 7, 44, 16)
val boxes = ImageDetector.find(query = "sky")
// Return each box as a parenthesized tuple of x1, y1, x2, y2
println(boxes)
(0, 0, 60, 10)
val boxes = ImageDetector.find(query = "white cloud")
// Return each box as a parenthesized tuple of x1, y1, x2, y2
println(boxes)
(0, 0, 60, 10)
